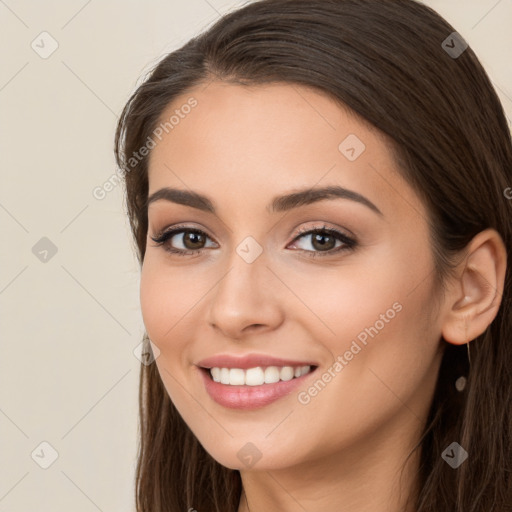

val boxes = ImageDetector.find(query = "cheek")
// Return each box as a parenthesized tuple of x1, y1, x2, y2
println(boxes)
(139, 255, 187, 343)
(139, 259, 166, 341)
(299, 245, 440, 402)
(283, 250, 426, 354)
(139, 252, 210, 363)
(326, 274, 440, 413)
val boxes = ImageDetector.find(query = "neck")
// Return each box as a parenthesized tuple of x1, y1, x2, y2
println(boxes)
(237, 413, 422, 512)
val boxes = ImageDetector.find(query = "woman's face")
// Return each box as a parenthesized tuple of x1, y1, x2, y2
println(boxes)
(140, 81, 446, 471)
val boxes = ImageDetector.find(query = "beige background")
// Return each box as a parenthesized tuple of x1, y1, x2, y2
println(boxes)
(0, 1, 511, 511)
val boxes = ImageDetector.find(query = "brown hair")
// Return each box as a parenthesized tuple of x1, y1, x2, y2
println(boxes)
(114, 1, 512, 510)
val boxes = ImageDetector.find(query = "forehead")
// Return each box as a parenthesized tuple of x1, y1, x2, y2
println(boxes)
(147, 81, 425, 223)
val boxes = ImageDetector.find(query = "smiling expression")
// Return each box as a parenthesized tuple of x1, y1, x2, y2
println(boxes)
(140, 81, 445, 470)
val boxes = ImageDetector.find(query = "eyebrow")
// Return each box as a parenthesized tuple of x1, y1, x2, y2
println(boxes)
(146, 185, 383, 216)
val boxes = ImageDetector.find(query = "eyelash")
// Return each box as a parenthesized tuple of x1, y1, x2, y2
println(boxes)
(149, 223, 357, 259)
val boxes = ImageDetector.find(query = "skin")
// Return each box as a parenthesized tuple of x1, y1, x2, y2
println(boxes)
(140, 81, 506, 512)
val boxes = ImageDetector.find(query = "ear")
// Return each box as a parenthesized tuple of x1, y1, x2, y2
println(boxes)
(441, 228, 507, 346)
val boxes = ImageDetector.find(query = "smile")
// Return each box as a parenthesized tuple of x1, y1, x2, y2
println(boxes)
(209, 365, 313, 386)
(198, 364, 318, 410)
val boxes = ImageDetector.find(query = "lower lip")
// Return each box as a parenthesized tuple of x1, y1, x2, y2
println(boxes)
(198, 367, 317, 410)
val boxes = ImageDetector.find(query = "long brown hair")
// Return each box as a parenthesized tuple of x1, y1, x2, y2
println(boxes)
(114, 1, 512, 510)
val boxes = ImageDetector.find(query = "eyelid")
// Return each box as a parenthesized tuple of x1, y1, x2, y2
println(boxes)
(288, 224, 357, 255)
(151, 221, 352, 241)
(150, 222, 357, 258)
(292, 222, 356, 240)
(150, 224, 217, 246)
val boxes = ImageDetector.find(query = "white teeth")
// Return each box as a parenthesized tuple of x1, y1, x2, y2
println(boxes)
(280, 366, 294, 381)
(211, 367, 220, 382)
(264, 366, 280, 384)
(229, 368, 246, 385)
(220, 368, 230, 384)
(245, 367, 265, 386)
(209, 365, 313, 385)
(300, 365, 310, 376)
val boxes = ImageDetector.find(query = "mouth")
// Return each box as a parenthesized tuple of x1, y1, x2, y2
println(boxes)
(197, 363, 319, 410)
(200, 364, 318, 386)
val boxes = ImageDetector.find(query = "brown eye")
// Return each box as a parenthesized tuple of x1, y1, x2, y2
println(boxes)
(181, 231, 207, 250)
(310, 232, 337, 251)
(288, 225, 357, 258)
(150, 227, 217, 256)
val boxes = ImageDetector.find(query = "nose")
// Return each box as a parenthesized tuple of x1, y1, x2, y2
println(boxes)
(206, 249, 285, 340)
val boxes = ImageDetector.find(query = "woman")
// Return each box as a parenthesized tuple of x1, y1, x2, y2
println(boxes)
(114, 0, 512, 510)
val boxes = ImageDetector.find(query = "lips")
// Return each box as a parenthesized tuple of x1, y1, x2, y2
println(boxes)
(197, 364, 318, 409)
(196, 353, 318, 370)
(195, 353, 319, 409)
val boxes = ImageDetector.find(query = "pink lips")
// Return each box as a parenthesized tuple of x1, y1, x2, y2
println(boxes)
(197, 353, 318, 370)
(195, 353, 318, 410)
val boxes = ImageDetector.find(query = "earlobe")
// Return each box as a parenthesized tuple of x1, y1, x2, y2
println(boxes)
(441, 229, 507, 346)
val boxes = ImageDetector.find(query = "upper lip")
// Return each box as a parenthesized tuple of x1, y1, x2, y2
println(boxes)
(197, 353, 318, 370)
